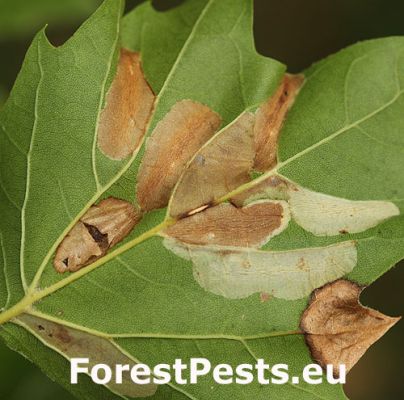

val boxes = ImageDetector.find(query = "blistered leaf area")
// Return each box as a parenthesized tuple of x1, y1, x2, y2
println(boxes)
(1, 0, 403, 399)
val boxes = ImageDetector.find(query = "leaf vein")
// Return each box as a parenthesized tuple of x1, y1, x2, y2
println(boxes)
(0, 233, 10, 310)
(90, 0, 121, 192)
(343, 55, 367, 124)
(0, 174, 21, 211)
(240, 339, 331, 400)
(1, 124, 27, 156)
(20, 39, 44, 293)
(57, 179, 74, 221)
(355, 125, 404, 149)
(153, 0, 214, 106)
(278, 89, 404, 170)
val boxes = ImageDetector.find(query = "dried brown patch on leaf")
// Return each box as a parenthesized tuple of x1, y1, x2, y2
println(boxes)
(18, 314, 157, 398)
(54, 197, 141, 273)
(164, 200, 290, 247)
(80, 197, 140, 246)
(164, 239, 357, 300)
(169, 112, 256, 218)
(54, 222, 104, 273)
(98, 49, 155, 160)
(300, 279, 400, 376)
(136, 100, 222, 211)
(254, 74, 304, 172)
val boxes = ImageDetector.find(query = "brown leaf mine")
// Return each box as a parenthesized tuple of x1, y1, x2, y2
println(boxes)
(80, 197, 140, 247)
(300, 280, 400, 376)
(254, 74, 304, 172)
(98, 49, 155, 160)
(17, 314, 157, 398)
(169, 112, 256, 218)
(164, 200, 290, 247)
(136, 100, 222, 211)
(54, 198, 140, 273)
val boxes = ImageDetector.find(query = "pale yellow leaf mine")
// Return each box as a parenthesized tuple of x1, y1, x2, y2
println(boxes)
(0, 58, 400, 392)
(231, 175, 400, 236)
(164, 239, 357, 301)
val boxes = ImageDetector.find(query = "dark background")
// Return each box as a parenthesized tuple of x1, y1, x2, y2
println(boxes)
(0, 0, 403, 399)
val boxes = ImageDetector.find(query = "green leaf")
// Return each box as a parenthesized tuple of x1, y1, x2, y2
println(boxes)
(0, 0, 403, 399)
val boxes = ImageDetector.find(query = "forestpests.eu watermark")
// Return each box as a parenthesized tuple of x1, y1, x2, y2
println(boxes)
(71, 358, 346, 386)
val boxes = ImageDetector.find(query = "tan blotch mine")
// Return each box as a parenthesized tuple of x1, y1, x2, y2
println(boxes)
(164, 200, 290, 247)
(169, 112, 256, 218)
(54, 197, 141, 273)
(136, 100, 222, 211)
(254, 74, 304, 172)
(300, 280, 400, 376)
(98, 49, 155, 160)
(17, 314, 157, 398)
(164, 239, 357, 300)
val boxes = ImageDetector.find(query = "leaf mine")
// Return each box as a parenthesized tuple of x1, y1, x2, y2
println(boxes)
(164, 200, 290, 247)
(164, 239, 357, 300)
(232, 175, 400, 236)
(254, 74, 304, 172)
(288, 186, 400, 236)
(136, 100, 222, 211)
(17, 314, 157, 398)
(169, 112, 256, 218)
(98, 49, 155, 160)
(300, 279, 400, 376)
(54, 197, 141, 273)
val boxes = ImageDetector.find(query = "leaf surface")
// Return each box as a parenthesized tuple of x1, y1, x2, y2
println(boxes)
(0, 1, 403, 399)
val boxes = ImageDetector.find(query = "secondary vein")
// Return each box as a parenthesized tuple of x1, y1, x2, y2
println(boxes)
(19, 38, 44, 293)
